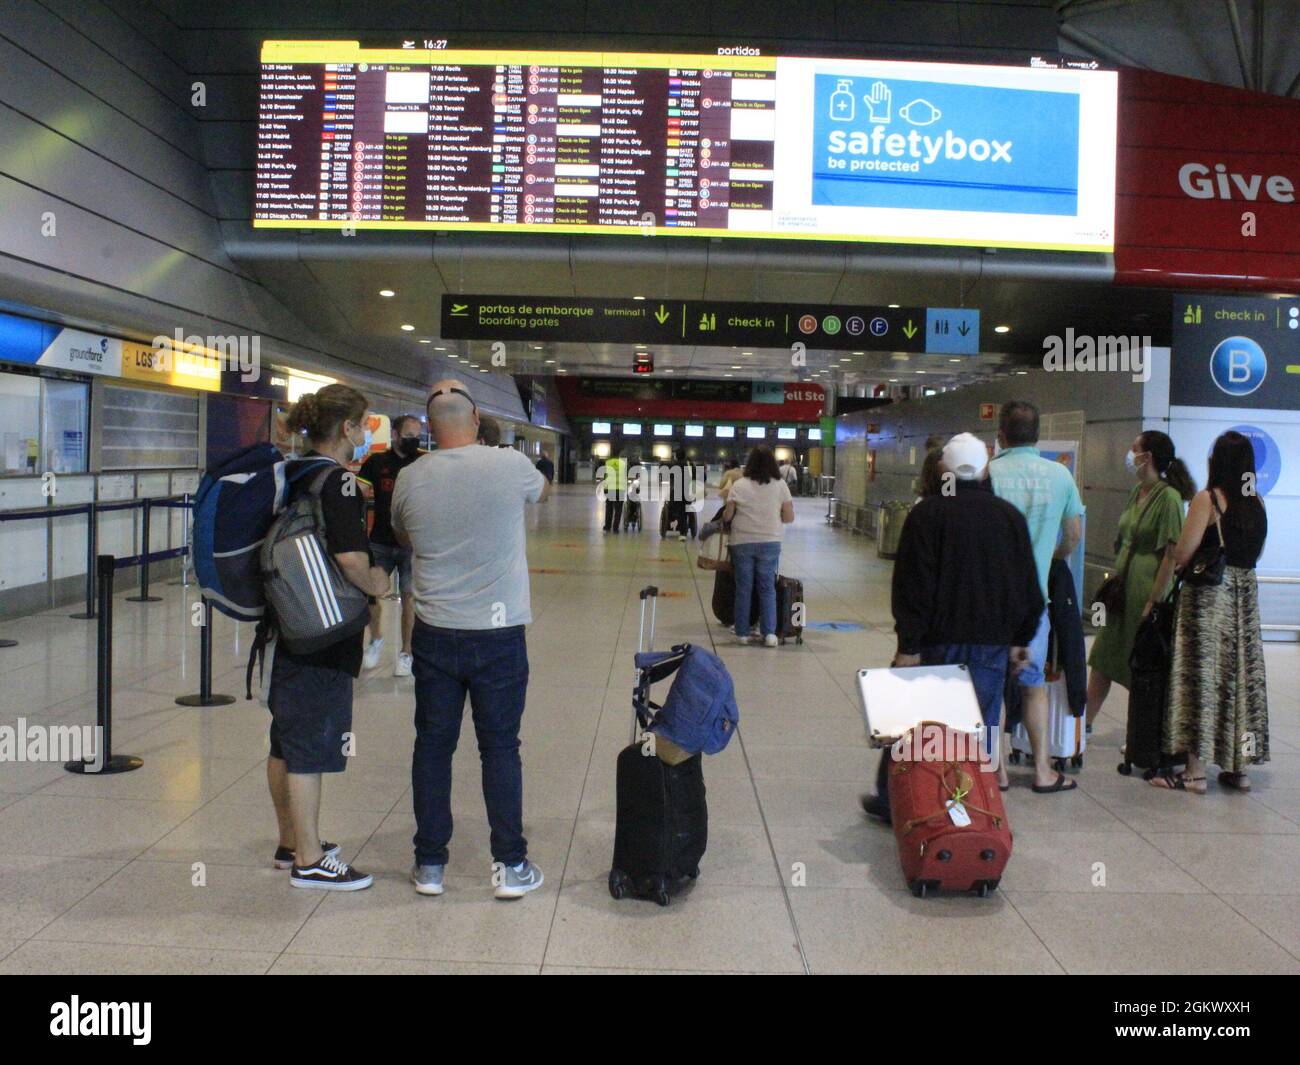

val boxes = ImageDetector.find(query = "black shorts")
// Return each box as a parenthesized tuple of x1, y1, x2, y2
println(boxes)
(268, 648, 353, 774)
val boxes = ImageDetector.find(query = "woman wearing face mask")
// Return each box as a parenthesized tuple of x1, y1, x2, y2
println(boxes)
(357, 415, 426, 676)
(1085, 431, 1196, 730)
(268, 384, 392, 891)
(1150, 431, 1269, 794)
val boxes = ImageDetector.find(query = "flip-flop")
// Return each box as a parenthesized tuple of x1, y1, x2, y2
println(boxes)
(1149, 772, 1207, 794)
(1031, 772, 1078, 795)
(1217, 771, 1252, 792)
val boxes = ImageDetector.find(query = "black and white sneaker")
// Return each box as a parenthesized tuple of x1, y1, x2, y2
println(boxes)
(290, 852, 373, 891)
(273, 840, 340, 870)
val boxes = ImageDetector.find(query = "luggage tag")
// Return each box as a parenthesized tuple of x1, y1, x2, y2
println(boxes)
(945, 799, 972, 827)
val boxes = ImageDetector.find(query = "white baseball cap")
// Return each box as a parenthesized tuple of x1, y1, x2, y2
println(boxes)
(942, 432, 989, 480)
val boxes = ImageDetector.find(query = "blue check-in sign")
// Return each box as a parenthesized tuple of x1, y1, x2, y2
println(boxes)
(812, 75, 1080, 217)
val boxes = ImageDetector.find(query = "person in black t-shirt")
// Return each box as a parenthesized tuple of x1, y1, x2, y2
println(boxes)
(357, 415, 424, 676)
(536, 448, 555, 484)
(267, 385, 390, 892)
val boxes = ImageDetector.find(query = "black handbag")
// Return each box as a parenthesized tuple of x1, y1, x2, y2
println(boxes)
(1182, 493, 1227, 587)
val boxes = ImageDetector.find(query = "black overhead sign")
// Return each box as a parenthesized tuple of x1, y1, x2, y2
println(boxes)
(440, 295, 952, 353)
(1171, 295, 1300, 411)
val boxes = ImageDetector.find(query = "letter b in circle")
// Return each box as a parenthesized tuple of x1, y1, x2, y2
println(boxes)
(1209, 336, 1266, 397)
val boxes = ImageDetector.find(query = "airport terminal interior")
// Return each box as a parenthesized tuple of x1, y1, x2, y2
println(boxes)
(0, 0, 1298, 979)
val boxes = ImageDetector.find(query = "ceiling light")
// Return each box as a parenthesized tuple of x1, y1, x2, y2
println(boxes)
(1016, 370, 1029, 375)
(557, 368, 567, 373)
(664, 369, 674, 374)
(888, 304, 900, 309)
(889, 378, 898, 383)
(724, 373, 733, 377)
(531, 345, 543, 350)
(730, 365, 742, 369)
(401, 324, 415, 331)
(418, 339, 431, 344)
(741, 351, 753, 355)
(379, 289, 395, 297)
(479, 368, 488, 373)
(949, 358, 961, 362)
(994, 325, 1011, 333)
(840, 358, 850, 362)
(544, 359, 555, 364)
(916, 370, 926, 374)
(434, 346, 447, 351)
(852, 351, 865, 355)
(633, 295, 645, 300)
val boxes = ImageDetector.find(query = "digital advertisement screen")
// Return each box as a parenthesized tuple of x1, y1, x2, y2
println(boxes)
(622, 423, 642, 434)
(808, 428, 822, 440)
(255, 42, 1117, 250)
(715, 425, 735, 438)
(653, 423, 673, 435)
(591, 421, 611, 434)
(746, 426, 767, 438)
(685, 424, 704, 437)
(778, 427, 797, 439)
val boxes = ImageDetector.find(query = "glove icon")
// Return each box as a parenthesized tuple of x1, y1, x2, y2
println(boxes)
(863, 81, 891, 124)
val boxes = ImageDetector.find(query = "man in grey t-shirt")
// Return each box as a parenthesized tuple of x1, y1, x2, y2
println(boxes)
(392, 381, 549, 900)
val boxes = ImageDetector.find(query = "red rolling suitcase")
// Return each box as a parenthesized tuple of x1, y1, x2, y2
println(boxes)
(886, 725, 1012, 898)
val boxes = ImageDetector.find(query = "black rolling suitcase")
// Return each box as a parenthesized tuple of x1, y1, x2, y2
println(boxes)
(609, 586, 708, 906)
(1120, 598, 1177, 778)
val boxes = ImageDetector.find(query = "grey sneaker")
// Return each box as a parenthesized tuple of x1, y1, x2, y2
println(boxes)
(494, 859, 544, 899)
(411, 863, 445, 896)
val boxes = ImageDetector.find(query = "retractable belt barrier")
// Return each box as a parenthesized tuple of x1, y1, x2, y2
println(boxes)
(63, 555, 143, 776)
(0, 495, 193, 627)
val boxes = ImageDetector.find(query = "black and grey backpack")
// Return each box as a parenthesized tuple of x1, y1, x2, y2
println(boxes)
(260, 462, 370, 655)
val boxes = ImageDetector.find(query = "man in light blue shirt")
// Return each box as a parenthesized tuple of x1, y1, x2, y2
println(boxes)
(989, 401, 1084, 795)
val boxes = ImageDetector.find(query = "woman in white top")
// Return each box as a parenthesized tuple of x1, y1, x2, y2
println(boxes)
(722, 445, 795, 647)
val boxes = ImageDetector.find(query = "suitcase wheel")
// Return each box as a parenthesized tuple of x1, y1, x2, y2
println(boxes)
(608, 869, 629, 901)
(796, 635, 803, 645)
(1070, 755, 1083, 769)
(652, 877, 670, 907)
(687, 867, 700, 880)
(1117, 762, 1132, 776)
(1008, 750, 1022, 765)
(909, 879, 940, 899)
(974, 879, 999, 898)
(1052, 757, 1066, 773)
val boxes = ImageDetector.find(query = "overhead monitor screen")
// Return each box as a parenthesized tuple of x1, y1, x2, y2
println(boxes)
(591, 421, 611, 434)
(255, 42, 1117, 251)
(715, 425, 735, 438)
(746, 426, 767, 439)
(808, 428, 822, 441)
(622, 422, 642, 435)
(777, 427, 797, 440)
(653, 423, 673, 436)
(684, 424, 704, 437)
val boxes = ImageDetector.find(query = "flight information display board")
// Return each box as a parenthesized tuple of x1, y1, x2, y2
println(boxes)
(255, 42, 1117, 251)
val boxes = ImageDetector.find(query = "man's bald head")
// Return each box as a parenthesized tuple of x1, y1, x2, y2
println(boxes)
(426, 379, 479, 447)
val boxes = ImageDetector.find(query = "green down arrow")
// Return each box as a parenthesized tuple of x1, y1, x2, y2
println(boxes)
(902, 319, 917, 339)
(654, 304, 670, 324)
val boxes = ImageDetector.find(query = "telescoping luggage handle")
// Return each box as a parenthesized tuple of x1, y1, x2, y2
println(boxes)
(633, 586, 659, 743)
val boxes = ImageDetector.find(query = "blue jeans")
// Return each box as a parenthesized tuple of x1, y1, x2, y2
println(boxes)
(874, 643, 1009, 809)
(411, 621, 529, 867)
(731, 540, 781, 638)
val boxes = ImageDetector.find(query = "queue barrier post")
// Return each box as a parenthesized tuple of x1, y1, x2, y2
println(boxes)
(126, 497, 162, 603)
(175, 596, 236, 707)
(69, 502, 98, 620)
(65, 554, 143, 775)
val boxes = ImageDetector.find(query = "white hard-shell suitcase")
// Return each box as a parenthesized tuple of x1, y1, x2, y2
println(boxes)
(1009, 675, 1085, 770)
(855, 664, 985, 748)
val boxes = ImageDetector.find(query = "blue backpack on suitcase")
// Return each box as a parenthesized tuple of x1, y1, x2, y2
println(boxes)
(192, 444, 331, 621)
(634, 644, 739, 756)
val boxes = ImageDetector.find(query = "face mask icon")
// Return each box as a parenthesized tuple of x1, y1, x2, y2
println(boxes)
(899, 99, 942, 126)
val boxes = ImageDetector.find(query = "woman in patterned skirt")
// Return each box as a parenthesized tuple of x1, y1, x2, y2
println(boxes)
(1151, 431, 1269, 794)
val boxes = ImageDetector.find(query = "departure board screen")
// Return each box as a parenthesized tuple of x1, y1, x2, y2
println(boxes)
(255, 42, 1118, 251)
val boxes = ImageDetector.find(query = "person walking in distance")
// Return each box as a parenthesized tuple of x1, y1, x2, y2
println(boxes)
(392, 381, 551, 899)
(268, 385, 392, 890)
(988, 401, 1085, 794)
(358, 415, 424, 676)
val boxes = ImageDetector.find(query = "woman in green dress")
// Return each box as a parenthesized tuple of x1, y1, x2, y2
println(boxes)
(1085, 431, 1196, 725)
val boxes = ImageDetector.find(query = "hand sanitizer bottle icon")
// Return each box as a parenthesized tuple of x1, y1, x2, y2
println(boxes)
(830, 79, 854, 121)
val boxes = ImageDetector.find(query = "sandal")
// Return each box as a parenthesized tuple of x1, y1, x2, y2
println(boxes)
(1149, 771, 1206, 794)
(1031, 772, 1078, 795)
(1218, 771, 1252, 792)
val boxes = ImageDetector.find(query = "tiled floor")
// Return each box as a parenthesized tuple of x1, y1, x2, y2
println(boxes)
(0, 487, 1296, 974)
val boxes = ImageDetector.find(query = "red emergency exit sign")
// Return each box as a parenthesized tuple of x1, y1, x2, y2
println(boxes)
(633, 352, 654, 374)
